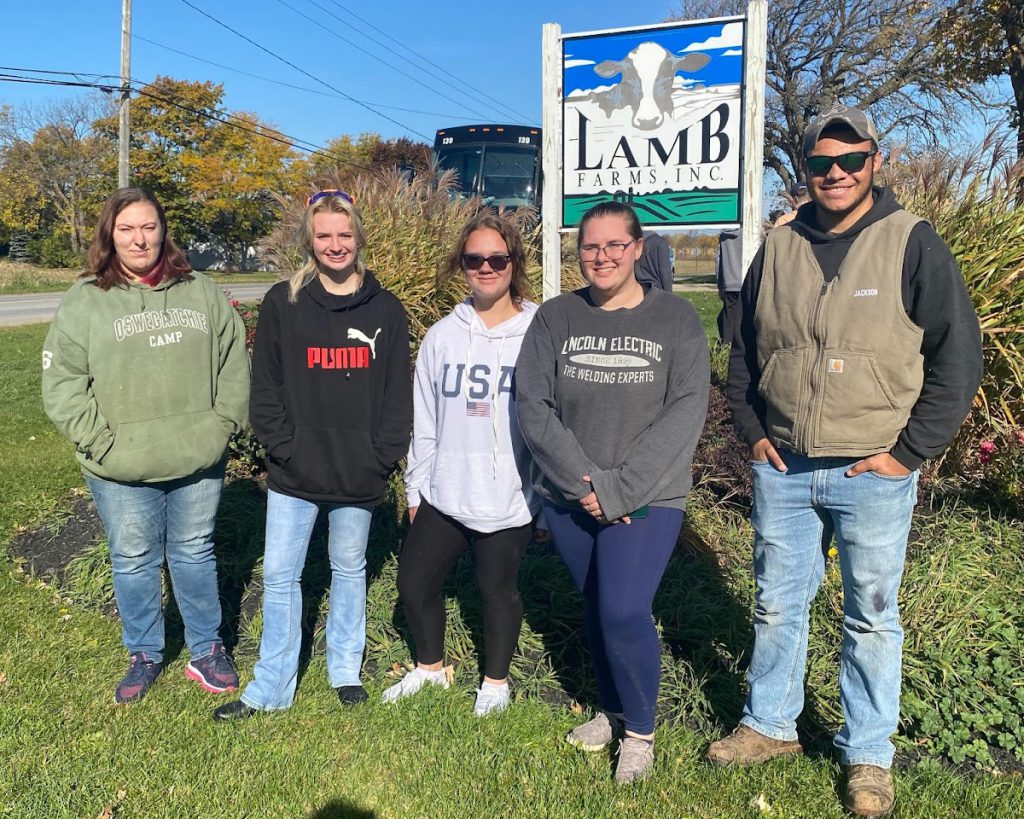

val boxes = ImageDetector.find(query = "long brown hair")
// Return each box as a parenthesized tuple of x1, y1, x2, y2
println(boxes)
(441, 213, 531, 305)
(84, 188, 191, 290)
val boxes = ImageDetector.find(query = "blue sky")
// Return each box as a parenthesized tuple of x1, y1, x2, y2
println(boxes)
(565, 19, 745, 93)
(1, 0, 680, 151)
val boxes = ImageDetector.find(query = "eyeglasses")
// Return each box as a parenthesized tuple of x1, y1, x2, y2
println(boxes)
(578, 241, 635, 261)
(805, 150, 877, 176)
(306, 190, 354, 207)
(462, 253, 511, 272)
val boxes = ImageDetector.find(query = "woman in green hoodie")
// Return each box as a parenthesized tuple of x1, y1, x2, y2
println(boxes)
(42, 187, 250, 705)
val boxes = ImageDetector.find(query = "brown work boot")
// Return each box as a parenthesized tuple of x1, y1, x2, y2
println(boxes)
(706, 724, 803, 766)
(843, 765, 895, 817)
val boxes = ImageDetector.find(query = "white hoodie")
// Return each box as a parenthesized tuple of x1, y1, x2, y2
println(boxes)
(405, 299, 540, 533)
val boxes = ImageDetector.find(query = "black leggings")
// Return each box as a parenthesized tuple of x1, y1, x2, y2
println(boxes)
(396, 501, 532, 679)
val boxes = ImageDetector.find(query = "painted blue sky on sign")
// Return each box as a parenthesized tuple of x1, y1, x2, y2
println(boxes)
(564, 20, 744, 94)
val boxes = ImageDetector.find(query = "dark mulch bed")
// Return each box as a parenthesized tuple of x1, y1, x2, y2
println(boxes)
(10, 494, 105, 586)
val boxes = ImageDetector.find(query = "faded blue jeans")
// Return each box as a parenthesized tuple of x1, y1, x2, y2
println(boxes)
(85, 465, 226, 664)
(241, 489, 372, 710)
(741, 452, 918, 768)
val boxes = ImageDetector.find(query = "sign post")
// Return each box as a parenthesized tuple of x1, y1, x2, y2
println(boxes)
(741, 0, 767, 275)
(542, 23, 563, 302)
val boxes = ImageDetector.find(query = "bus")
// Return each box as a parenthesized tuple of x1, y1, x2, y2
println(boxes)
(433, 124, 542, 211)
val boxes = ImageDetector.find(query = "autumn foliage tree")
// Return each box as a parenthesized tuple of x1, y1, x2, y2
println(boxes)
(306, 132, 432, 181)
(94, 76, 303, 268)
(936, 1, 1024, 164)
(0, 97, 114, 263)
(2, 76, 432, 270)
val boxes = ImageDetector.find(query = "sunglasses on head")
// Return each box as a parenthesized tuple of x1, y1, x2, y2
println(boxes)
(805, 150, 877, 176)
(461, 253, 511, 272)
(306, 190, 354, 207)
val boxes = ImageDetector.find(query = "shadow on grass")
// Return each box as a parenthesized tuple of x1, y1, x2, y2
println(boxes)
(214, 480, 405, 693)
(308, 799, 376, 818)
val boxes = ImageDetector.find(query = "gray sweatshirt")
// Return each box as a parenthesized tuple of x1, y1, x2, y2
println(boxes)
(515, 286, 710, 521)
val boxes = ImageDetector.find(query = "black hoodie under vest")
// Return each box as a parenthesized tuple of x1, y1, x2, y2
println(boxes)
(250, 273, 412, 505)
(726, 187, 983, 470)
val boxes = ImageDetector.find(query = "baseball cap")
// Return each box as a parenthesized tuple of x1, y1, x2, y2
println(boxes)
(802, 103, 879, 155)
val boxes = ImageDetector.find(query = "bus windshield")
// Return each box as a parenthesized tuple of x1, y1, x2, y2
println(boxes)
(434, 132, 540, 210)
(479, 147, 537, 208)
(436, 146, 481, 198)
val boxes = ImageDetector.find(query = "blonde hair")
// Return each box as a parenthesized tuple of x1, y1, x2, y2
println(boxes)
(288, 194, 368, 303)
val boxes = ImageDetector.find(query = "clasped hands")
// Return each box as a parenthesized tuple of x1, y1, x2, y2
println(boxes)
(580, 474, 631, 525)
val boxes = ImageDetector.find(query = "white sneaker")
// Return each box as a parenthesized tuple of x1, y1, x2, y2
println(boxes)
(381, 666, 449, 703)
(473, 682, 510, 716)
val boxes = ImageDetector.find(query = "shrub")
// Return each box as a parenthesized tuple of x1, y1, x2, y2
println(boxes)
(26, 232, 85, 269)
(968, 427, 1024, 512)
(225, 298, 265, 477)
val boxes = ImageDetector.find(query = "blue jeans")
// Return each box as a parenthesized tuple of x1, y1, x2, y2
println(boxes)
(741, 452, 918, 768)
(242, 489, 373, 710)
(85, 466, 227, 664)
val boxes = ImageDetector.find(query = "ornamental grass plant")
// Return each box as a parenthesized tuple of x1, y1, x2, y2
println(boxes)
(882, 135, 1024, 499)
(261, 167, 547, 352)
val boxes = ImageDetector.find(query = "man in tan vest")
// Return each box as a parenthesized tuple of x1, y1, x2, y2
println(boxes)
(706, 104, 982, 817)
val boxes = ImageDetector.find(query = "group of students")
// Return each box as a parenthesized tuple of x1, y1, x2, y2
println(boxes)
(42, 186, 709, 785)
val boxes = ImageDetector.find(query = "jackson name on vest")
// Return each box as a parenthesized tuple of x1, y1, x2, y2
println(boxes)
(754, 209, 925, 457)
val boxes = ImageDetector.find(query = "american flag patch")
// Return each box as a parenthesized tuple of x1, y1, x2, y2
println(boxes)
(465, 400, 491, 417)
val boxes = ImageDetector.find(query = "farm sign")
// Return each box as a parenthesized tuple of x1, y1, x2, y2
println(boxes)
(561, 18, 746, 228)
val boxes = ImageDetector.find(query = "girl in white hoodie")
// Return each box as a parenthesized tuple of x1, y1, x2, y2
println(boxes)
(383, 214, 540, 715)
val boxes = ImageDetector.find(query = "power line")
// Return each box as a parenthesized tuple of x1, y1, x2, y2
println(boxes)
(0, 69, 371, 171)
(273, 0, 494, 120)
(178, 0, 431, 140)
(132, 84, 372, 171)
(132, 34, 477, 123)
(289, 0, 523, 124)
(318, 0, 533, 123)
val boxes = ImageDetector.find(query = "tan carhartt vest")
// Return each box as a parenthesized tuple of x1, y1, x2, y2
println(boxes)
(754, 210, 925, 457)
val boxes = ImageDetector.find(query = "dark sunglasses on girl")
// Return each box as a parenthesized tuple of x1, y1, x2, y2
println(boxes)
(462, 254, 511, 272)
(306, 190, 354, 206)
(805, 150, 877, 176)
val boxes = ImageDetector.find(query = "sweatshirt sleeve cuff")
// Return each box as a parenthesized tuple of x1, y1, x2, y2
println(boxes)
(589, 469, 628, 522)
(889, 444, 923, 472)
(406, 487, 422, 508)
(737, 420, 769, 449)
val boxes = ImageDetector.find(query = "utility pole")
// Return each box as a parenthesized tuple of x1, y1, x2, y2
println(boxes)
(118, 0, 132, 188)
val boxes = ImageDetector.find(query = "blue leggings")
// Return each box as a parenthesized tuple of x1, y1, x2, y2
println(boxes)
(543, 502, 683, 735)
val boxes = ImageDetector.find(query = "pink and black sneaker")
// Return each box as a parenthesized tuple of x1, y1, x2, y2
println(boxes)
(185, 644, 239, 693)
(115, 652, 164, 704)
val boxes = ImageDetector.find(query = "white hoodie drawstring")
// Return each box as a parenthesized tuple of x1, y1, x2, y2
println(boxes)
(465, 311, 507, 480)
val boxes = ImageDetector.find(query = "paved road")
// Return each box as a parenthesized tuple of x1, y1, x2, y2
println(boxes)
(1, 281, 714, 327)
(0, 283, 273, 327)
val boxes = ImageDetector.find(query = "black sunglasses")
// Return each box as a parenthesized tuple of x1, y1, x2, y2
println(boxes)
(461, 253, 511, 272)
(805, 150, 877, 176)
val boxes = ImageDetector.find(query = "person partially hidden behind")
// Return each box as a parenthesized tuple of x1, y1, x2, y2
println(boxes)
(707, 104, 983, 818)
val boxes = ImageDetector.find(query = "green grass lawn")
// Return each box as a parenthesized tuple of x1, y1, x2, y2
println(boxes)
(1, 315, 1022, 818)
(0, 260, 279, 295)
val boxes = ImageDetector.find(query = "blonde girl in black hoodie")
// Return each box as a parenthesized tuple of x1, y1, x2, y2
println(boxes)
(214, 191, 412, 720)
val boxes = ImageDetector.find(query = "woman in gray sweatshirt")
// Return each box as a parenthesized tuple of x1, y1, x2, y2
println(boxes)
(515, 201, 709, 784)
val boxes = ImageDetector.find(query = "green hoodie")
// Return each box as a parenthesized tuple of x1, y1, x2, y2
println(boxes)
(42, 273, 250, 483)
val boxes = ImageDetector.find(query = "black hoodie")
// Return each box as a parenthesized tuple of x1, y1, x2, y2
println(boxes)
(251, 273, 412, 505)
(726, 187, 983, 470)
